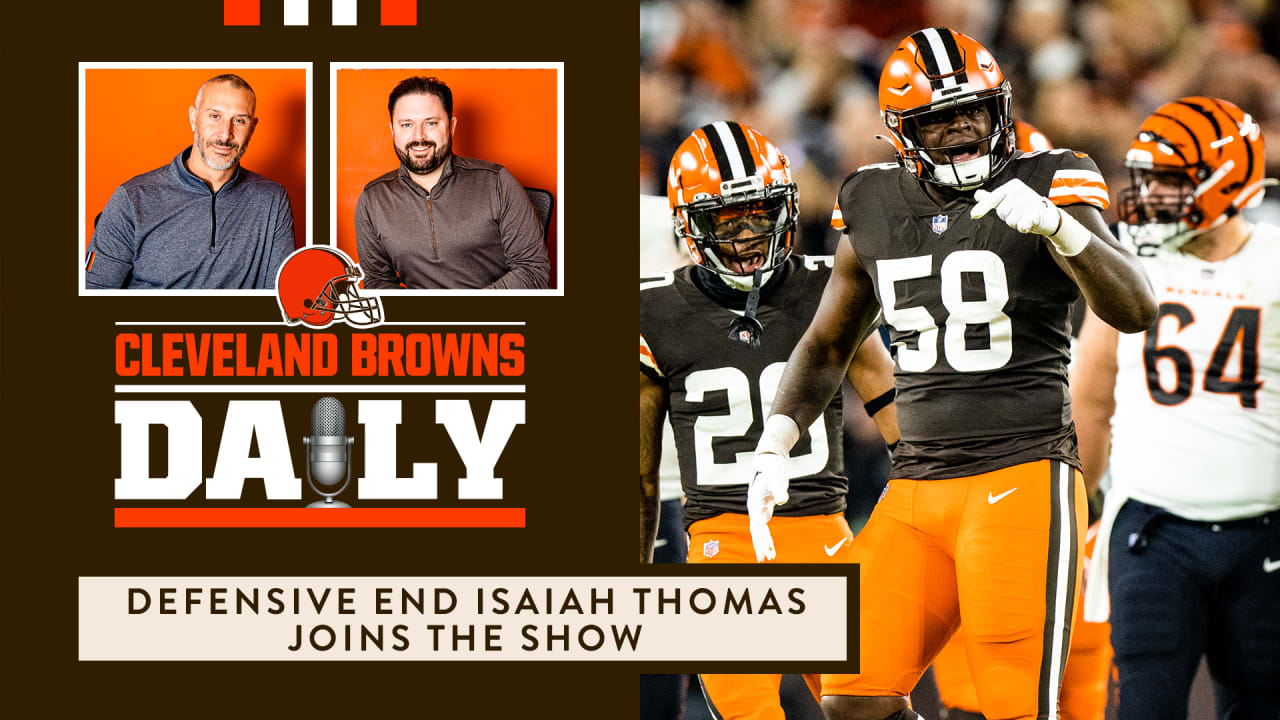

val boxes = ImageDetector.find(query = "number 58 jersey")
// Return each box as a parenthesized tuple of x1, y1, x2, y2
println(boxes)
(639, 256, 846, 528)
(1110, 223, 1280, 520)
(835, 150, 1103, 480)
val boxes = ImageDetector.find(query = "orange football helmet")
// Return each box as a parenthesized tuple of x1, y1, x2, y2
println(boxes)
(667, 121, 797, 280)
(1013, 119, 1052, 153)
(878, 28, 1014, 189)
(1119, 96, 1269, 250)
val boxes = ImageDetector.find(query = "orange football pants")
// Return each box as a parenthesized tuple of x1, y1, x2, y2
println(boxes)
(823, 460, 1085, 720)
(932, 522, 1113, 719)
(688, 512, 854, 720)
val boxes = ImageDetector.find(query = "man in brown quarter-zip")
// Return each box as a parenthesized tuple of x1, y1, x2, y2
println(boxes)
(354, 76, 550, 290)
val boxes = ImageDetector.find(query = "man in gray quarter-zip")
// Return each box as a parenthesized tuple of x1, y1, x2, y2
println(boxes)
(85, 74, 295, 290)
(354, 76, 549, 290)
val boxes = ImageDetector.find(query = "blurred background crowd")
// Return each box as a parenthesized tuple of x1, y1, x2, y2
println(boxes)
(641, 0, 1280, 250)
(639, 2, 1280, 717)
(641, 0, 1280, 529)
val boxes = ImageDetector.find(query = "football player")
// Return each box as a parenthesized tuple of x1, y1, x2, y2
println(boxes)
(640, 121, 900, 719)
(748, 28, 1156, 720)
(1074, 97, 1280, 720)
(929, 122, 1115, 720)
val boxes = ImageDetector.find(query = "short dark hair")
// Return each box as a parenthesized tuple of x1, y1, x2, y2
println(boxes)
(388, 76, 453, 120)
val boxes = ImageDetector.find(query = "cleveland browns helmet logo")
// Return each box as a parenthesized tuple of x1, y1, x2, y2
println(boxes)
(276, 246, 384, 329)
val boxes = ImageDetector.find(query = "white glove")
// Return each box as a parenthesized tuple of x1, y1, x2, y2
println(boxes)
(971, 178, 1062, 235)
(971, 178, 1091, 256)
(747, 451, 790, 562)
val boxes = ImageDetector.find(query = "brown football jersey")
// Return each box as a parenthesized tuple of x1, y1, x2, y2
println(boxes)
(834, 150, 1110, 479)
(640, 256, 847, 527)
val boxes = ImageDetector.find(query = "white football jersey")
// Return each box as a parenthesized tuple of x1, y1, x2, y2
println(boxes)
(1109, 223, 1280, 520)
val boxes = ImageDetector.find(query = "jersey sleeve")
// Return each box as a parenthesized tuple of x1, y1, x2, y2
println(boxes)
(639, 333, 663, 381)
(639, 274, 673, 385)
(830, 199, 845, 232)
(1046, 151, 1110, 211)
(833, 163, 899, 237)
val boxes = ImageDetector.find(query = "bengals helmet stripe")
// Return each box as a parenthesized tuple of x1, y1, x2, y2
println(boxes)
(910, 27, 967, 89)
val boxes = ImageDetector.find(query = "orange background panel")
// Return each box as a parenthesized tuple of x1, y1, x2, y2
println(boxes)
(223, 0, 259, 25)
(335, 67, 558, 288)
(84, 68, 307, 253)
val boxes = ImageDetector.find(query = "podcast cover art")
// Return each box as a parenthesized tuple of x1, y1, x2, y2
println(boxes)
(5, 0, 640, 714)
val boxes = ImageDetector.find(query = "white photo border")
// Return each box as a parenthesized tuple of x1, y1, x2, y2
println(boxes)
(78, 61, 314, 297)
(330, 61, 565, 297)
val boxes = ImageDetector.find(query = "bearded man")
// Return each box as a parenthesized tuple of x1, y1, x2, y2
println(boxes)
(86, 73, 295, 290)
(354, 75, 548, 290)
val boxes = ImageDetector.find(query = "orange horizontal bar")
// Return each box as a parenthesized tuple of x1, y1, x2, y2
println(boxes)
(115, 507, 525, 528)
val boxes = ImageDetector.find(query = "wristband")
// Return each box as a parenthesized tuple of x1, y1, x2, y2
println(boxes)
(756, 414, 801, 456)
(863, 387, 896, 417)
(1046, 207, 1092, 257)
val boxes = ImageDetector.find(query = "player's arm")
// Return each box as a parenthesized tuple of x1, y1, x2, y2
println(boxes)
(1070, 306, 1120, 499)
(749, 238, 881, 561)
(639, 369, 668, 563)
(971, 179, 1157, 333)
(1045, 204, 1157, 334)
(845, 330, 901, 448)
(773, 239, 883, 429)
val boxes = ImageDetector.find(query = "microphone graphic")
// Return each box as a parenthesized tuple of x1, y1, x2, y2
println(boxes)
(304, 396, 353, 508)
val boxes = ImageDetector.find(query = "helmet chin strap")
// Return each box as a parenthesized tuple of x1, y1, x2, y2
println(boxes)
(927, 153, 993, 189)
(719, 267, 774, 291)
(727, 267, 766, 349)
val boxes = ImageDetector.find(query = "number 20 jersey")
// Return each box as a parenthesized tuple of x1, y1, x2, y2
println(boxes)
(639, 257, 846, 527)
(1110, 223, 1280, 520)
(835, 150, 1106, 480)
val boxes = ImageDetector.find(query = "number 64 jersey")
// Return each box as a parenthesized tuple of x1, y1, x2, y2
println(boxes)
(1110, 224, 1280, 520)
(639, 256, 846, 528)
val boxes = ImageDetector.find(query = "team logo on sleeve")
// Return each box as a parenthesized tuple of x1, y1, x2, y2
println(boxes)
(276, 247, 384, 329)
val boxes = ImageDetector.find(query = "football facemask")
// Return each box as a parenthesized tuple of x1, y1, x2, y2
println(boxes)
(1118, 96, 1271, 251)
(878, 27, 1015, 190)
(668, 121, 798, 282)
(685, 196, 795, 276)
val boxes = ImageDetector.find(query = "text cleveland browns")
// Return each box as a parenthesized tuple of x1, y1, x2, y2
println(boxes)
(115, 332, 525, 377)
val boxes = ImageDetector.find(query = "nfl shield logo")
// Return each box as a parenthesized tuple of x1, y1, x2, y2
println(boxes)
(702, 539, 720, 559)
(931, 214, 948, 234)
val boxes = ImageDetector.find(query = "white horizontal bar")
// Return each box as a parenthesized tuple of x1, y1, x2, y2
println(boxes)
(115, 385, 525, 394)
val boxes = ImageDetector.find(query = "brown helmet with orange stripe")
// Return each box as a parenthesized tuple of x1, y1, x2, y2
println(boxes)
(1118, 97, 1271, 250)
(878, 27, 1015, 190)
(667, 121, 798, 284)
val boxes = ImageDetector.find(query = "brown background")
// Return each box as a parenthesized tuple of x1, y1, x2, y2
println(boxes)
(2, 0, 666, 715)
